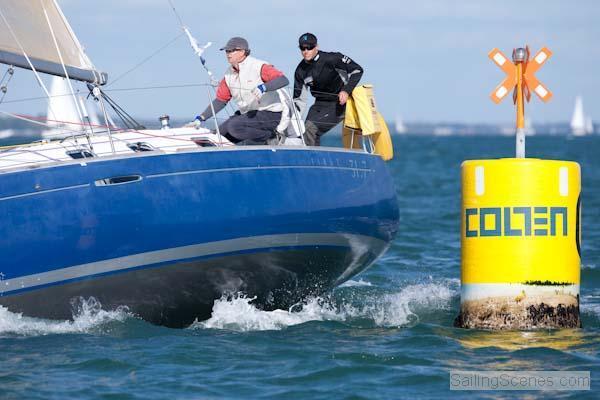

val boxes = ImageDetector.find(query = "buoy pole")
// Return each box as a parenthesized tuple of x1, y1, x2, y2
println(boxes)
(514, 49, 526, 158)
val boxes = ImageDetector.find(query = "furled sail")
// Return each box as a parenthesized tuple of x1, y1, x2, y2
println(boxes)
(0, 0, 107, 84)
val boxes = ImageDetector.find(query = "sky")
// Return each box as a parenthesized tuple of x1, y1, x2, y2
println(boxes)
(1, 0, 599, 124)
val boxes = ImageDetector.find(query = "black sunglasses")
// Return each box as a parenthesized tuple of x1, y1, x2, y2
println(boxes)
(299, 45, 315, 51)
(225, 48, 242, 54)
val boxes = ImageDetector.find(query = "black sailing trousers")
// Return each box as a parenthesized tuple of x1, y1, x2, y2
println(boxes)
(303, 100, 345, 146)
(219, 110, 281, 145)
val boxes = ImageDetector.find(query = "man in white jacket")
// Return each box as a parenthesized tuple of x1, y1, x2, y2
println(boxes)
(196, 37, 289, 145)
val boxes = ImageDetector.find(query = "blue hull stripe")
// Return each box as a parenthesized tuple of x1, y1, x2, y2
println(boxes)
(146, 165, 373, 179)
(0, 233, 386, 295)
(0, 183, 90, 202)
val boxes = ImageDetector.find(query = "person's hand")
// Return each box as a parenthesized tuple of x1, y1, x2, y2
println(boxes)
(185, 114, 205, 128)
(251, 84, 267, 101)
(338, 91, 349, 105)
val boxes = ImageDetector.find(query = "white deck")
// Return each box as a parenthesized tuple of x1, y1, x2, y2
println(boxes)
(0, 126, 234, 173)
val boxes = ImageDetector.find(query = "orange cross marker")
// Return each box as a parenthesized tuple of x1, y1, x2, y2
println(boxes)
(489, 46, 553, 104)
(488, 45, 553, 158)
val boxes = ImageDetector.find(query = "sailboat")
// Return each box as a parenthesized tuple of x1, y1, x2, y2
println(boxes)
(571, 95, 593, 136)
(585, 116, 594, 135)
(524, 116, 536, 136)
(394, 115, 407, 134)
(0, 1, 399, 327)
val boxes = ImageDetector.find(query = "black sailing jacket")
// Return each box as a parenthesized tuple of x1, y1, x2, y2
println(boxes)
(293, 51, 363, 103)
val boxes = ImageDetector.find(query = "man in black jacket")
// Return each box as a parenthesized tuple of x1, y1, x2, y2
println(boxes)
(293, 33, 363, 146)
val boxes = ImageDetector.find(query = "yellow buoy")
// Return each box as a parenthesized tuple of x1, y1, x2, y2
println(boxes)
(455, 158, 581, 329)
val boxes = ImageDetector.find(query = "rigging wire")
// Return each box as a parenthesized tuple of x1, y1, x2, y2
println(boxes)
(167, 0, 185, 26)
(167, 0, 217, 85)
(166, 0, 227, 124)
(1, 83, 341, 129)
(88, 85, 145, 130)
(0, 83, 210, 106)
(107, 32, 185, 87)
(2, 81, 344, 103)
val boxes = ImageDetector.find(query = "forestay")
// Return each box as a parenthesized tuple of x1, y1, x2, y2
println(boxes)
(0, 0, 106, 84)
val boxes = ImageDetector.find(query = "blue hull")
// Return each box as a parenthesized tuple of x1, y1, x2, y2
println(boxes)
(0, 147, 399, 327)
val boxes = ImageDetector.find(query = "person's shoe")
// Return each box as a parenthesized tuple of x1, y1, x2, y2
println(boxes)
(266, 136, 280, 146)
(267, 130, 284, 146)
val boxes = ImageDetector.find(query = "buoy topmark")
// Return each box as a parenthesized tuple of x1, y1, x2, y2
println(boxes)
(489, 46, 552, 158)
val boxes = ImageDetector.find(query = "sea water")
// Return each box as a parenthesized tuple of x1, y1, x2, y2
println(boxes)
(0, 135, 598, 399)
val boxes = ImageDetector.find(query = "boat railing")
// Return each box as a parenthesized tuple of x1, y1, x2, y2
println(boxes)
(0, 80, 383, 173)
(0, 120, 206, 172)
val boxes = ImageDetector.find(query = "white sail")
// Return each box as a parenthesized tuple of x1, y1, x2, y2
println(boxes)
(394, 115, 407, 134)
(571, 96, 587, 136)
(0, 0, 106, 84)
(586, 116, 594, 135)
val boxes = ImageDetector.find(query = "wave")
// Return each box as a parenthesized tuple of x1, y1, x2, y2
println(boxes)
(0, 282, 459, 334)
(338, 279, 374, 288)
(191, 280, 458, 332)
(0, 297, 131, 337)
(581, 292, 600, 320)
(581, 302, 600, 317)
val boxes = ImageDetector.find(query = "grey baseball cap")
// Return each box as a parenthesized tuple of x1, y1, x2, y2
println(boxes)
(220, 37, 249, 51)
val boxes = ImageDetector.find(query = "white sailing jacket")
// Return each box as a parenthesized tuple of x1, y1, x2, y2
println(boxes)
(224, 56, 284, 114)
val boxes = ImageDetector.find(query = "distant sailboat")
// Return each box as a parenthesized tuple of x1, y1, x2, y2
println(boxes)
(394, 115, 407, 134)
(585, 116, 594, 135)
(524, 116, 536, 136)
(571, 95, 593, 136)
